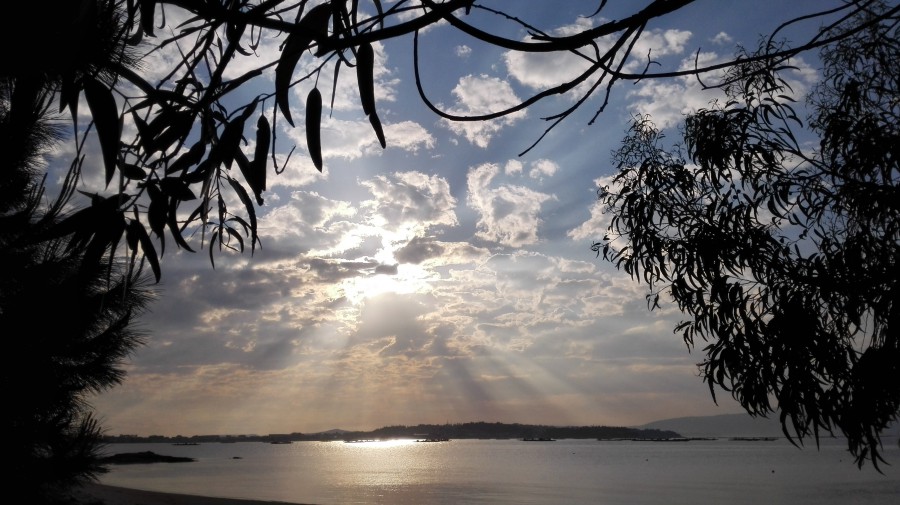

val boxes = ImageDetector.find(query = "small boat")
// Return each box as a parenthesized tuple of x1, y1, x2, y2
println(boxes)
(269, 440, 292, 444)
(172, 442, 200, 446)
(522, 437, 556, 441)
(416, 438, 450, 442)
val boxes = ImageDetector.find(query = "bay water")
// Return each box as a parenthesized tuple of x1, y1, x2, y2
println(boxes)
(99, 438, 900, 504)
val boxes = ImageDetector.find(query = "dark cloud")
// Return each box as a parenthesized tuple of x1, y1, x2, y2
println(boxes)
(302, 257, 379, 282)
(374, 263, 398, 275)
(394, 236, 446, 264)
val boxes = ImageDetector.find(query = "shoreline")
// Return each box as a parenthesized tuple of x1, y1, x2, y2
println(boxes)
(73, 483, 314, 505)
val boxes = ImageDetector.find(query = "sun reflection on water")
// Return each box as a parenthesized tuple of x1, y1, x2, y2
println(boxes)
(330, 438, 445, 492)
(341, 438, 418, 448)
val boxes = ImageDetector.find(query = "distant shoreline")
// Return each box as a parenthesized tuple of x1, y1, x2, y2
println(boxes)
(103, 421, 681, 444)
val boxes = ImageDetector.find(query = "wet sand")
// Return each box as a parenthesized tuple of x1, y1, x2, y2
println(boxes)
(73, 482, 312, 505)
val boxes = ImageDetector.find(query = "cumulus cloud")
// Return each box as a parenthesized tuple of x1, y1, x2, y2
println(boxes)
(568, 175, 639, 258)
(440, 74, 527, 148)
(467, 162, 556, 247)
(504, 160, 524, 175)
(283, 116, 435, 169)
(712, 31, 734, 45)
(504, 19, 692, 101)
(528, 159, 559, 179)
(504, 21, 597, 91)
(628, 29, 692, 65)
(262, 191, 357, 241)
(625, 51, 729, 128)
(359, 171, 459, 232)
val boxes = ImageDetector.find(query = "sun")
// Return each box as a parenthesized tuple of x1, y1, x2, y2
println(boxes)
(342, 263, 433, 305)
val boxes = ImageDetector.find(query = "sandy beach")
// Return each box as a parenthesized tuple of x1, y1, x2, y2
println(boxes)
(73, 483, 312, 505)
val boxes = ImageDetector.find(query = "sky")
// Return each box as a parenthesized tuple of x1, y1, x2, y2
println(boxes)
(46, 0, 844, 436)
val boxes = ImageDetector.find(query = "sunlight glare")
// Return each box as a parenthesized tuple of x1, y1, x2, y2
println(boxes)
(342, 264, 432, 304)
(342, 438, 418, 448)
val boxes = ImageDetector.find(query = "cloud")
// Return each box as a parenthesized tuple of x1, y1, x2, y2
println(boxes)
(504, 160, 523, 175)
(282, 116, 435, 170)
(261, 191, 357, 242)
(49, 0, 791, 438)
(504, 18, 597, 92)
(284, 41, 399, 114)
(626, 47, 818, 129)
(625, 51, 729, 128)
(567, 174, 647, 264)
(440, 75, 527, 148)
(394, 236, 446, 264)
(528, 159, 559, 179)
(712, 32, 734, 45)
(467, 162, 556, 247)
(359, 171, 459, 232)
(503, 19, 692, 99)
(629, 29, 693, 64)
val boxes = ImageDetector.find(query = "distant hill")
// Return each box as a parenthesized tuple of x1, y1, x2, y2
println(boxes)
(104, 422, 681, 443)
(350, 422, 680, 441)
(314, 429, 351, 436)
(637, 413, 784, 438)
(639, 413, 900, 441)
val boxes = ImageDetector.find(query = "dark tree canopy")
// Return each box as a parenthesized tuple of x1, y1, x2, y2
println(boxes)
(1, 2, 153, 502)
(595, 3, 899, 467)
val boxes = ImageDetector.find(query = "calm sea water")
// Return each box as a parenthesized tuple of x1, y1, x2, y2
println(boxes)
(99, 438, 900, 504)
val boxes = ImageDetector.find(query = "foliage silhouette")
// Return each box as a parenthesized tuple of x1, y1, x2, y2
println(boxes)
(595, 3, 898, 468)
(1, 1, 154, 502)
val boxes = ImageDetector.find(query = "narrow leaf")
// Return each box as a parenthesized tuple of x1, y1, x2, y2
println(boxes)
(141, 0, 157, 36)
(252, 115, 270, 192)
(226, 176, 259, 253)
(208, 230, 218, 269)
(151, 110, 194, 154)
(330, 59, 342, 115)
(275, 47, 306, 127)
(166, 198, 195, 252)
(166, 140, 207, 175)
(235, 150, 263, 205)
(218, 116, 248, 170)
(136, 225, 161, 282)
(369, 110, 386, 149)
(373, 0, 384, 29)
(275, 3, 331, 126)
(60, 74, 78, 124)
(127, 220, 161, 282)
(224, 226, 245, 253)
(356, 42, 375, 116)
(160, 177, 197, 201)
(146, 183, 167, 246)
(83, 77, 122, 186)
(119, 162, 147, 180)
(306, 87, 323, 171)
(131, 110, 154, 151)
(182, 159, 214, 184)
